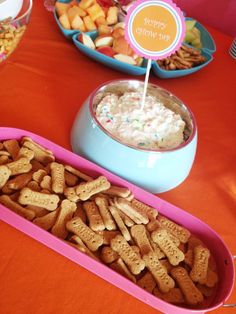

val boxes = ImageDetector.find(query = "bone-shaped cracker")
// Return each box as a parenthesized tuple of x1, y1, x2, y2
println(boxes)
(17, 147, 34, 161)
(7, 157, 32, 176)
(96, 230, 121, 245)
(131, 199, 158, 220)
(114, 197, 148, 224)
(131, 224, 153, 256)
(143, 251, 175, 293)
(158, 216, 190, 243)
(3, 139, 20, 160)
(40, 175, 52, 192)
(50, 162, 65, 194)
(19, 187, 60, 211)
(64, 170, 78, 187)
(190, 245, 210, 284)
(51, 200, 76, 239)
(171, 267, 204, 305)
(66, 217, 103, 251)
(6, 172, 32, 190)
(117, 208, 135, 227)
(65, 165, 93, 182)
(110, 235, 145, 275)
(0, 165, 11, 188)
(64, 187, 79, 202)
(103, 185, 131, 198)
(151, 228, 185, 266)
(32, 169, 47, 183)
(146, 219, 161, 233)
(22, 137, 55, 165)
(76, 176, 111, 200)
(73, 203, 87, 223)
(27, 181, 41, 192)
(109, 205, 131, 241)
(95, 196, 116, 230)
(33, 208, 59, 230)
(0, 195, 35, 221)
(83, 201, 105, 231)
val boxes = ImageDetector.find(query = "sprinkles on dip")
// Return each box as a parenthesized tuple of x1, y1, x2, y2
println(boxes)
(95, 91, 185, 150)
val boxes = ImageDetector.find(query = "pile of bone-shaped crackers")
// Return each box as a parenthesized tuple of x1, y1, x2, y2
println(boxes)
(0, 137, 218, 307)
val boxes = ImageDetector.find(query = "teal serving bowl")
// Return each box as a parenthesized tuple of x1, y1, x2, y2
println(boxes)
(151, 47, 213, 79)
(72, 33, 148, 75)
(185, 17, 216, 53)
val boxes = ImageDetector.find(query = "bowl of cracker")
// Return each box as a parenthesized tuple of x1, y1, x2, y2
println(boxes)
(71, 79, 197, 193)
(0, 127, 234, 314)
(0, 0, 32, 63)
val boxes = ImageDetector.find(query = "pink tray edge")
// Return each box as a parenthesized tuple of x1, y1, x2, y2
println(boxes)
(0, 127, 234, 314)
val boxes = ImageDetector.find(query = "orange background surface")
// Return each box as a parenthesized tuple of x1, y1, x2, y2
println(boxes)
(0, 2, 236, 314)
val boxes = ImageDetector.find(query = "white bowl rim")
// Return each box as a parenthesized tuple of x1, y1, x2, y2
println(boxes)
(89, 79, 197, 153)
(11, 0, 32, 22)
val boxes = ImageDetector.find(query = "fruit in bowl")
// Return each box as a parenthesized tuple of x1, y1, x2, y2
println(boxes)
(0, 0, 33, 63)
(55, 0, 118, 31)
(77, 22, 143, 66)
(184, 20, 202, 49)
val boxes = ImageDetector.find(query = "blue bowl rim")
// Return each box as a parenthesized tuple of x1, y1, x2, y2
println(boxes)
(72, 32, 148, 72)
(185, 17, 216, 53)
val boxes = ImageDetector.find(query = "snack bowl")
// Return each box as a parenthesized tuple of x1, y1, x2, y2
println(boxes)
(185, 17, 216, 54)
(0, 0, 23, 21)
(0, 0, 33, 63)
(72, 33, 147, 75)
(0, 127, 234, 314)
(71, 79, 197, 193)
(151, 46, 213, 79)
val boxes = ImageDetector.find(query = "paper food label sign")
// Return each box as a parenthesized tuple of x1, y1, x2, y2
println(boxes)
(125, 0, 185, 59)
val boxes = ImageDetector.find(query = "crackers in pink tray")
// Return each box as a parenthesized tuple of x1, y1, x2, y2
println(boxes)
(0, 136, 219, 308)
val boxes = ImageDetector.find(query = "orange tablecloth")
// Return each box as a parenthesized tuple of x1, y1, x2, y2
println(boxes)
(0, 3, 236, 314)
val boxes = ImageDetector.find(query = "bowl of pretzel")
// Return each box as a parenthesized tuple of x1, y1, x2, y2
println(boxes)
(152, 44, 213, 79)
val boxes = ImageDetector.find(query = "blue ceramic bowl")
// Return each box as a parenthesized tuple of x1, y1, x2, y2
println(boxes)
(72, 33, 148, 75)
(54, 9, 97, 40)
(151, 47, 213, 79)
(185, 17, 216, 53)
(71, 80, 197, 193)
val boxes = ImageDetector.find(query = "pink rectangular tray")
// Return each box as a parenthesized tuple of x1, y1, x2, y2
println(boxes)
(0, 127, 234, 314)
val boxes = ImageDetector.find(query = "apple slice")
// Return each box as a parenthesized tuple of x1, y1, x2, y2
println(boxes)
(96, 46, 115, 57)
(113, 37, 133, 56)
(113, 54, 136, 65)
(94, 35, 114, 48)
(112, 27, 125, 39)
(78, 33, 96, 50)
(113, 22, 125, 30)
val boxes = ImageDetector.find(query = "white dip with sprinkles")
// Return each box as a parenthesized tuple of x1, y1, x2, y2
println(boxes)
(95, 92, 186, 150)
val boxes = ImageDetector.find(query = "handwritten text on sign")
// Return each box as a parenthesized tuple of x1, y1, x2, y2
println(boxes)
(125, 0, 185, 59)
(132, 5, 177, 52)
